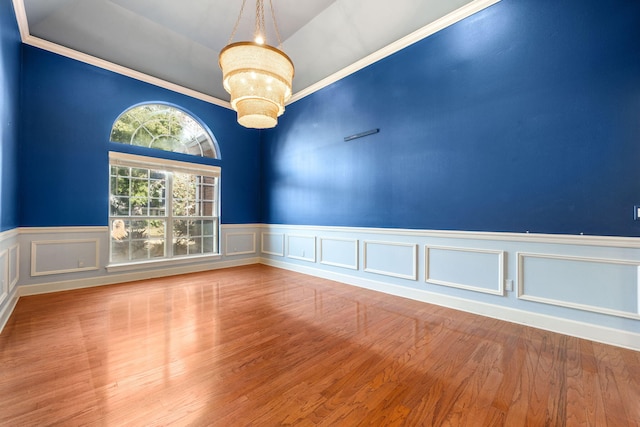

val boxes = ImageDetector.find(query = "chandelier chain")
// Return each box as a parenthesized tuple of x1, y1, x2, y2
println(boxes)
(255, 0, 266, 41)
(227, 0, 247, 45)
(269, 0, 283, 48)
(227, 0, 283, 47)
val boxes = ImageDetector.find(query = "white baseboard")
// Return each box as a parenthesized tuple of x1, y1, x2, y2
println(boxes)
(261, 258, 640, 352)
(0, 289, 19, 333)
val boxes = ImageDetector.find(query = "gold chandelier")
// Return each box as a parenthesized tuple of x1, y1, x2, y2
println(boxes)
(219, 0, 294, 129)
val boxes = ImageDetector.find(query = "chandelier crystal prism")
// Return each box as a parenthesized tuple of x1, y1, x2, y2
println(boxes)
(219, 0, 294, 129)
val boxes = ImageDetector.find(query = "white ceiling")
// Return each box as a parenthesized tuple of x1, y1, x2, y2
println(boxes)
(14, 0, 499, 106)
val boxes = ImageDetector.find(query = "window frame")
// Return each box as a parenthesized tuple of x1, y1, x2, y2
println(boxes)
(108, 151, 221, 270)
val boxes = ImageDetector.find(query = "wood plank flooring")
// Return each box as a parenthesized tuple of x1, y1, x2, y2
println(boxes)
(0, 265, 638, 426)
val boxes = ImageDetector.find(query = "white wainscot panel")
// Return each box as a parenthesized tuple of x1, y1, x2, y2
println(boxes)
(425, 246, 505, 295)
(319, 237, 358, 270)
(261, 233, 284, 257)
(518, 253, 640, 320)
(0, 249, 8, 305)
(363, 241, 417, 280)
(225, 232, 256, 255)
(287, 235, 316, 263)
(31, 239, 100, 276)
(9, 244, 19, 291)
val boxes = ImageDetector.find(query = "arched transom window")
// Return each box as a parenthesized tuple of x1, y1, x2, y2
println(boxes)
(110, 103, 218, 158)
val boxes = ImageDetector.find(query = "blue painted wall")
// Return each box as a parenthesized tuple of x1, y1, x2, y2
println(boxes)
(261, 0, 640, 237)
(10, 0, 640, 236)
(19, 46, 261, 226)
(0, 0, 20, 231)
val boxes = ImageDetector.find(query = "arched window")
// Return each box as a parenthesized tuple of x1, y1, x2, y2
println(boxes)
(108, 104, 221, 266)
(110, 103, 219, 158)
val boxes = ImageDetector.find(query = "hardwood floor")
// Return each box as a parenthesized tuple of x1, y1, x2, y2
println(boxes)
(0, 265, 638, 426)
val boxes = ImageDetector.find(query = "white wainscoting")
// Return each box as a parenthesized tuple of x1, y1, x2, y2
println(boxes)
(518, 252, 640, 320)
(319, 237, 358, 270)
(0, 248, 8, 306)
(0, 229, 19, 332)
(8, 244, 19, 292)
(259, 224, 640, 351)
(31, 238, 100, 276)
(261, 232, 285, 256)
(287, 235, 316, 263)
(425, 245, 504, 295)
(363, 241, 418, 280)
(225, 232, 256, 256)
(3, 224, 640, 351)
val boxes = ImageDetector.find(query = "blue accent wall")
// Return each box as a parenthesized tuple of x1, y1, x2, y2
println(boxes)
(261, 0, 640, 237)
(0, 0, 20, 231)
(19, 46, 261, 226)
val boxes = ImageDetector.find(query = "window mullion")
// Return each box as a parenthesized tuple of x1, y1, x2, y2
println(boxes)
(167, 171, 174, 258)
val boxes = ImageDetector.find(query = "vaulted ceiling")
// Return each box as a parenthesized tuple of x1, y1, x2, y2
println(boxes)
(13, 0, 499, 106)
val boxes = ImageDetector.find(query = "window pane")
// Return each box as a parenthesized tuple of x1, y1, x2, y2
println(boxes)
(149, 220, 166, 239)
(131, 178, 149, 197)
(174, 238, 189, 256)
(190, 220, 202, 237)
(115, 177, 130, 196)
(149, 179, 165, 199)
(111, 241, 129, 263)
(200, 201, 214, 216)
(116, 166, 129, 177)
(203, 237, 214, 253)
(110, 218, 130, 263)
(131, 168, 149, 178)
(149, 240, 165, 258)
(130, 197, 148, 216)
(173, 219, 188, 237)
(173, 173, 196, 216)
(202, 220, 214, 236)
(174, 219, 192, 256)
(130, 220, 149, 239)
(149, 198, 165, 216)
(131, 239, 149, 261)
(111, 197, 129, 216)
(190, 237, 202, 254)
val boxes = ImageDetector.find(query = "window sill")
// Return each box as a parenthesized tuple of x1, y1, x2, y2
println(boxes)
(106, 254, 222, 273)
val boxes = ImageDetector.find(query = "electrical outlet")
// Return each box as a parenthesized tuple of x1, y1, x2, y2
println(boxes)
(635, 206, 640, 220)
(78, 260, 85, 268)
